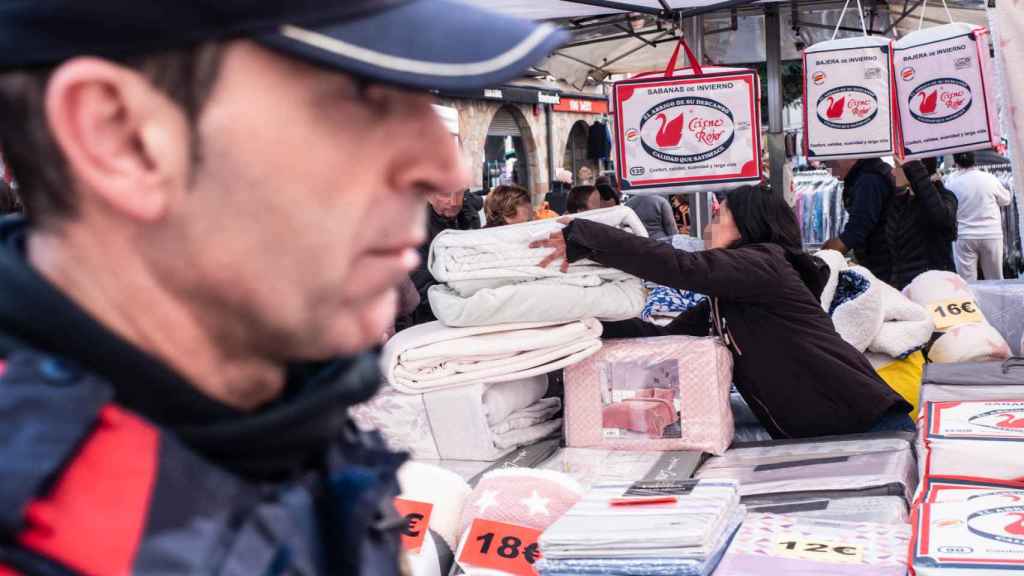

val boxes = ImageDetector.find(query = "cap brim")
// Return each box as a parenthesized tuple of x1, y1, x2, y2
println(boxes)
(257, 0, 567, 91)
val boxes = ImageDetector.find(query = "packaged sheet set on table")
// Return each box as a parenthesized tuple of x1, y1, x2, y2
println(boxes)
(920, 400, 1024, 481)
(563, 335, 734, 455)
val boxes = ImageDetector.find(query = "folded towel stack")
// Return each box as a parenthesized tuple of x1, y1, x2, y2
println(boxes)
(427, 206, 648, 327)
(537, 479, 745, 576)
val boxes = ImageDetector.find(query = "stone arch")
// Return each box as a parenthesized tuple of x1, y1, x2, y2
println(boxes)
(482, 104, 541, 196)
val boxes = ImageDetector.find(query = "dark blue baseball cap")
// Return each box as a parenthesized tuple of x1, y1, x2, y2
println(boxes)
(0, 0, 567, 91)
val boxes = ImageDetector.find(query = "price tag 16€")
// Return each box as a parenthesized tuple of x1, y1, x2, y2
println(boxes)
(393, 498, 433, 554)
(457, 518, 542, 576)
(773, 537, 864, 564)
(929, 298, 984, 332)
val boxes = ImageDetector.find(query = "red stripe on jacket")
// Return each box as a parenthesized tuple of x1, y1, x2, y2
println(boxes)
(18, 405, 159, 576)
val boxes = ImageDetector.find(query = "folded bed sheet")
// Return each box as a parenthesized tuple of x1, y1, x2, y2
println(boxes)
(350, 376, 562, 461)
(382, 320, 602, 393)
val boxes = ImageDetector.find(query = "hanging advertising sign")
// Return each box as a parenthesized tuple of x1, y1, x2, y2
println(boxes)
(613, 68, 762, 194)
(803, 36, 897, 160)
(894, 23, 1002, 160)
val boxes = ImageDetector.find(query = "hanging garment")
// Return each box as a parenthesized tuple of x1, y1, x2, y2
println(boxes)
(350, 377, 562, 461)
(564, 336, 734, 455)
(382, 319, 602, 393)
(715, 514, 911, 576)
(587, 121, 612, 161)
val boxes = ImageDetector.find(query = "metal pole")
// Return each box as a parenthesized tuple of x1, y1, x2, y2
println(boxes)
(545, 104, 556, 188)
(686, 15, 713, 240)
(765, 5, 787, 198)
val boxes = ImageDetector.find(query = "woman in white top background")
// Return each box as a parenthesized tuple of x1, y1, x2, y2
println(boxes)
(944, 151, 1013, 281)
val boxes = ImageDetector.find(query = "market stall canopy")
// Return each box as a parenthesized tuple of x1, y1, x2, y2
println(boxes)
(462, 0, 989, 89)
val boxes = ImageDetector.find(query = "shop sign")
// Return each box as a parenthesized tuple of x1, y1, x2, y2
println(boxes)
(393, 498, 433, 554)
(613, 70, 761, 192)
(537, 91, 561, 104)
(457, 518, 542, 576)
(552, 98, 609, 114)
(894, 24, 1002, 160)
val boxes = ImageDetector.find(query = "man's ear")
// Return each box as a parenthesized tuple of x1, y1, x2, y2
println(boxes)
(44, 57, 191, 222)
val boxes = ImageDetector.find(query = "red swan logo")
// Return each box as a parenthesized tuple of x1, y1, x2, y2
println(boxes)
(654, 112, 685, 149)
(826, 96, 846, 120)
(1005, 512, 1024, 536)
(996, 413, 1024, 429)
(917, 90, 939, 115)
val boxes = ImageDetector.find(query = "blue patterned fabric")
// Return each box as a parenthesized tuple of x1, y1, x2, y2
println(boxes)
(828, 270, 871, 316)
(641, 285, 707, 323)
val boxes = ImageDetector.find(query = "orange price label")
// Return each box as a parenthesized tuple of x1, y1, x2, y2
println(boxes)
(457, 518, 543, 576)
(394, 498, 433, 554)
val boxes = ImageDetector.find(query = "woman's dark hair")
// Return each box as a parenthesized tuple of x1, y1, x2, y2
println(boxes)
(0, 179, 21, 214)
(724, 184, 827, 297)
(921, 157, 940, 176)
(723, 185, 803, 252)
(594, 175, 620, 205)
(567, 185, 597, 214)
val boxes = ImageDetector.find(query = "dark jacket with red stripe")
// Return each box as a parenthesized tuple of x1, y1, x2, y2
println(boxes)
(0, 216, 405, 576)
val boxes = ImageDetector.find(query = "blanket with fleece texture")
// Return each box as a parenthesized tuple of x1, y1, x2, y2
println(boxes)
(816, 250, 934, 358)
(382, 320, 602, 393)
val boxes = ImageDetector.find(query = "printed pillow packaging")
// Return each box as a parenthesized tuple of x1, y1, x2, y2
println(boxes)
(803, 35, 897, 160)
(894, 23, 1002, 160)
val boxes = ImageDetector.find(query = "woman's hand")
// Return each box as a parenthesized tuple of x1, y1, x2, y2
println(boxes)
(530, 217, 573, 272)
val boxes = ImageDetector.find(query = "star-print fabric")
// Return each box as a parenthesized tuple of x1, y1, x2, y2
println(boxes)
(641, 285, 707, 324)
(457, 468, 584, 539)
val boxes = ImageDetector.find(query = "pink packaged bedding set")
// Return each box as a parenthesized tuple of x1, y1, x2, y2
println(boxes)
(564, 336, 734, 455)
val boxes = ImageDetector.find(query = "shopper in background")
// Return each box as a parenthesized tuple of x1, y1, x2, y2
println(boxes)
(626, 193, 677, 241)
(567, 185, 601, 214)
(0, 2, 564, 573)
(946, 151, 1012, 281)
(485, 184, 533, 227)
(532, 184, 913, 438)
(595, 174, 621, 207)
(406, 188, 482, 326)
(823, 157, 957, 290)
(577, 165, 595, 185)
(672, 195, 692, 235)
(546, 168, 573, 215)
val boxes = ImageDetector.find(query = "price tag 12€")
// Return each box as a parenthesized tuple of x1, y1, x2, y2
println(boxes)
(458, 518, 542, 576)
(394, 498, 434, 554)
(930, 298, 984, 332)
(773, 537, 864, 564)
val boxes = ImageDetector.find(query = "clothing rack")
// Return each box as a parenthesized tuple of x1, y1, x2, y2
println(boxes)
(794, 171, 847, 248)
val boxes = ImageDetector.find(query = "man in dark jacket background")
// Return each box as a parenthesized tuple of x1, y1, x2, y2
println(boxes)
(824, 157, 957, 289)
(401, 188, 482, 328)
(0, 2, 563, 574)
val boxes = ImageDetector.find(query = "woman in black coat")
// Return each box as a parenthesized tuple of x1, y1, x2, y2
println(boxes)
(532, 185, 913, 438)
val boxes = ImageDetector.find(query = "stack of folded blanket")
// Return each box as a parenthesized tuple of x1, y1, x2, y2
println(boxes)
(537, 479, 744, 576)
(427, 206, 648, 327)
(904, 270, 1012, 364)
(715, 513, 911, 576)
(351, 374, 563, 461)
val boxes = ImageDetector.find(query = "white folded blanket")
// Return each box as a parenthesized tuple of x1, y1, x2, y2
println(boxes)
(428, 206, 647, 298)
(382, 320, 602, 393)
(428, 277, 645, 328)
(350, 377, 563, 461)
(816, 250, 934, 358)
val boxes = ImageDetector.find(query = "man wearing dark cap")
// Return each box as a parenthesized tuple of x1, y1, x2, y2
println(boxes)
(0, 2, 564, 575)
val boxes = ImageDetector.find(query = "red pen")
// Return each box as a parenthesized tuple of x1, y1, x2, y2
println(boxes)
(609, 496, 678, 507)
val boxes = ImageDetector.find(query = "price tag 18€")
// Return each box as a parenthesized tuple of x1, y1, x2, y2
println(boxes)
(393, 498, 434, 555)
(929, 298, 984, 332)
(457, 518, 542, 576)
(773, 537, 864, 564)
